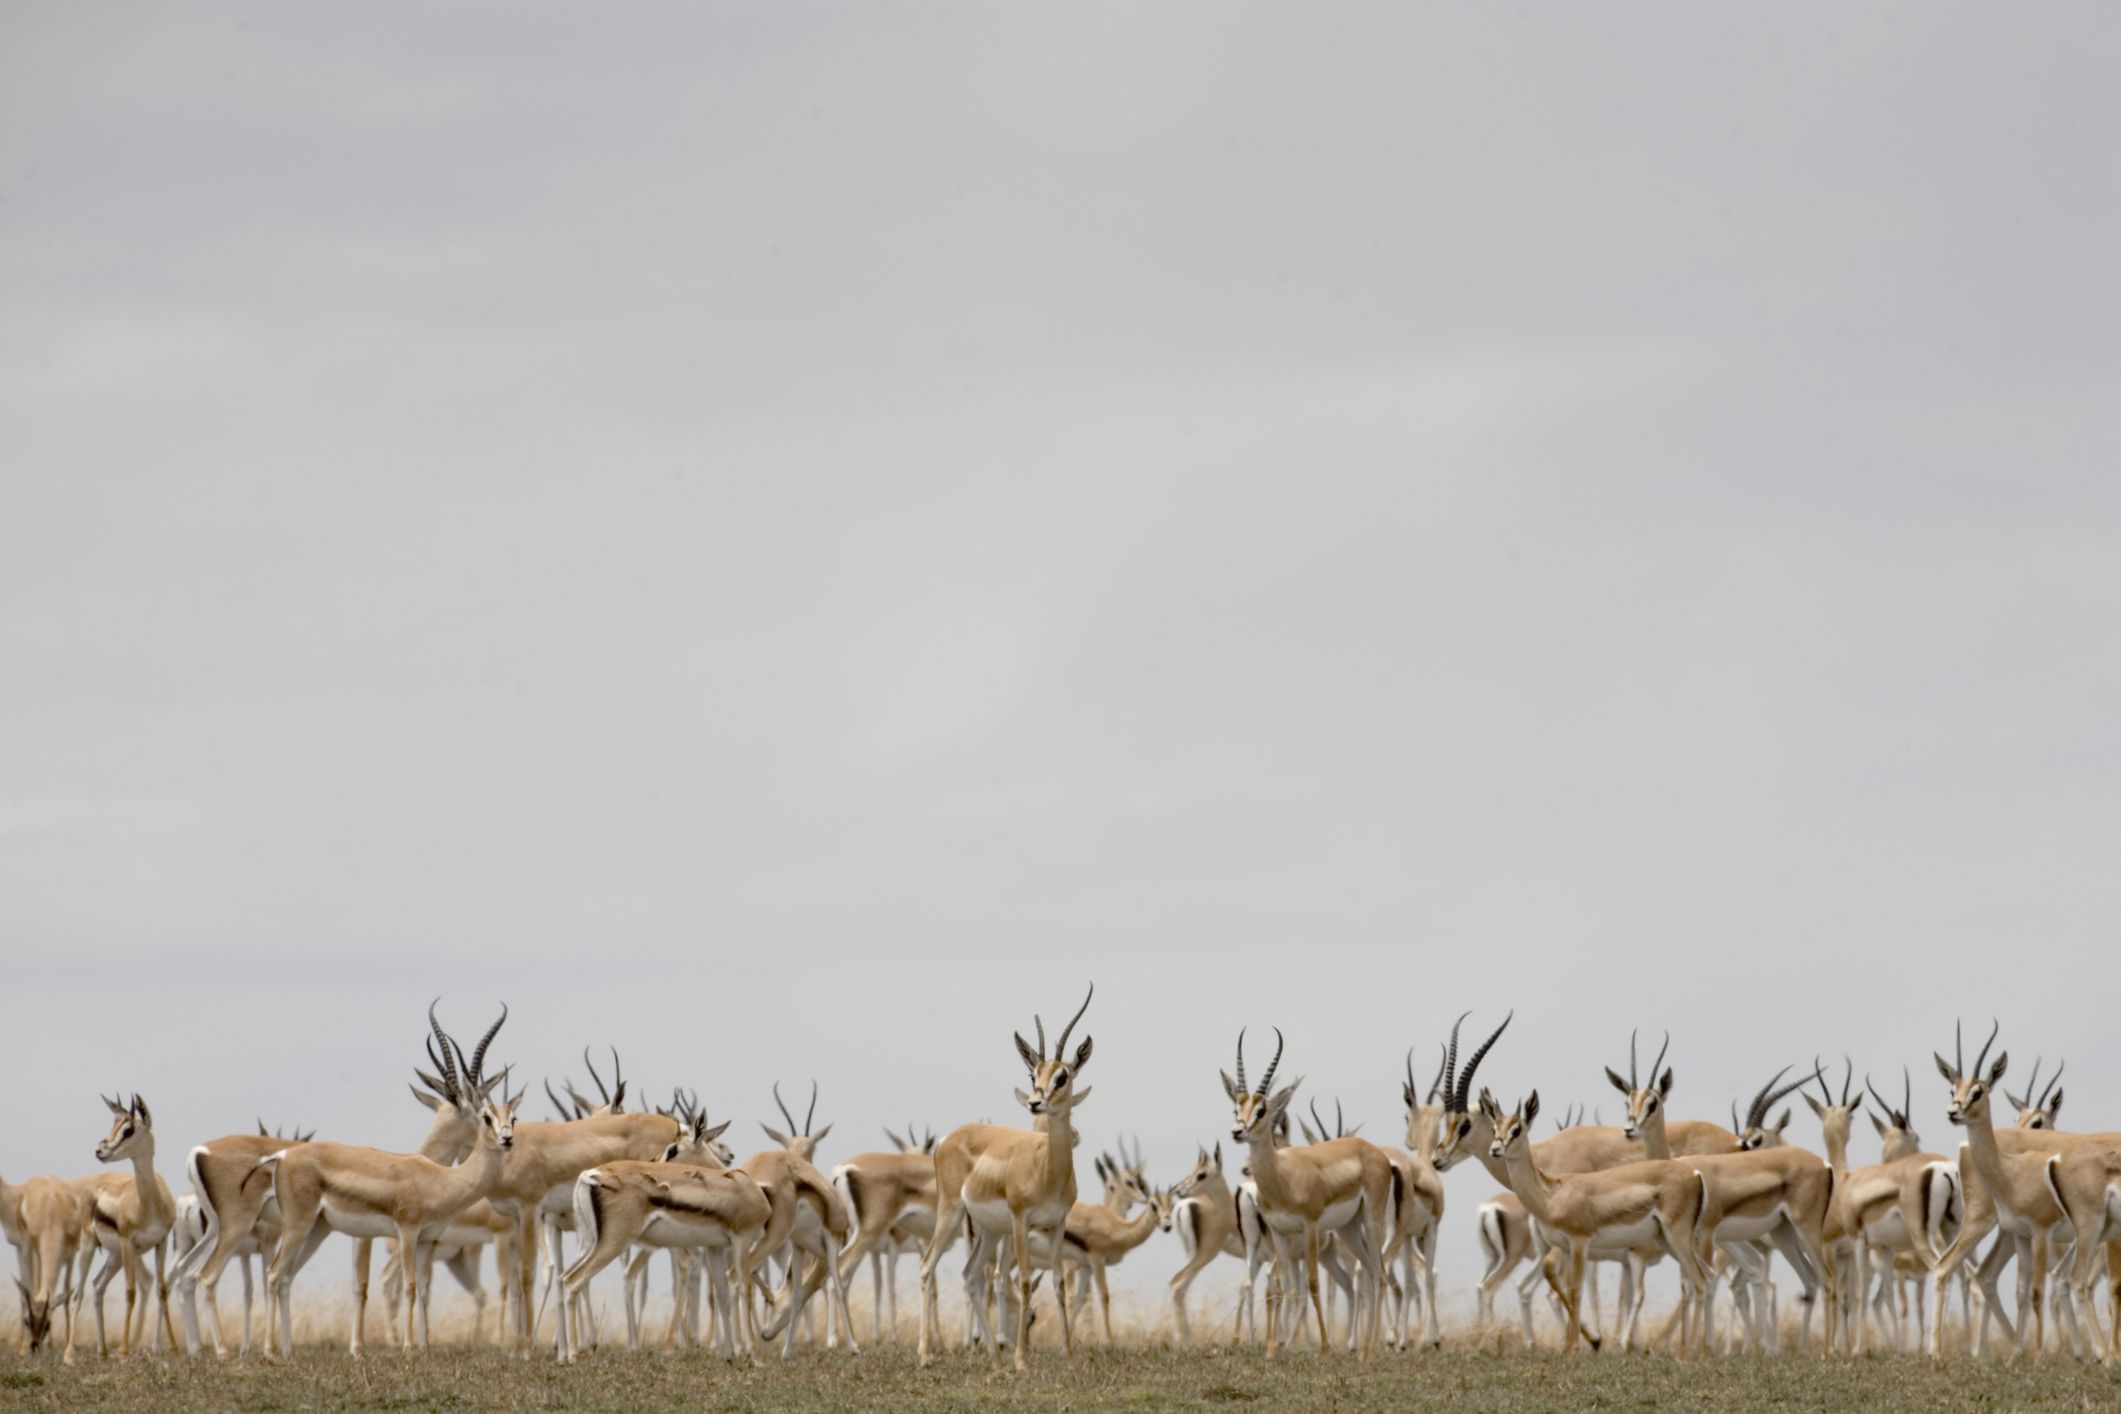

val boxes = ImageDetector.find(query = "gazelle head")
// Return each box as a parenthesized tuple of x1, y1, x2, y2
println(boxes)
(1432, 1011, 1512, 1170)
(1173, 1142, 1225, 1198)
(1936, 1019, 2006, 1129)
(1482, 1090, 1540, 1161)
(1865, 1067, 1922, 1158)
(1011, 984, 1095, 1120)
(2003, 1056, 2064, 1130)
(1404, 1041, 1449, 1154)
(411, 1001, 511, 1158)
(761, 1079, 833, 1159)
(662, 1090, 733, 1164)
(1221, 1027, 1302, 1146)
(95, 1093, 154, 1163)
(883, 1124, 938, 1156)
(1604, 1029, 1674, 1142)
(1803, 1054, 1864, 1149)
(15, 1278, 51, 1352)
(1091, 1153, 1150, 1216)
(546, 1046, 629, 1120)
(1150, 1186, 1176, 1233)
(1733, 1064, 1821, 1151)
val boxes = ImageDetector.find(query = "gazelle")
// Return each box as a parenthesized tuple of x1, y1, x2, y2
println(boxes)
(1830, 1070, 1963, 1354)
(1688, 1066, 1838, 1353)
(82, 1093, 178, 1358)
(1928, 1022, 2072, 1357)
(1056, 1159, 1160, 1343)
(917, 984, 1096, 1370)
(1222, 1028, 1393, 1359)
(2043, 1134, 2121, 1363)
(11, 1175, 93, 1361)
(741, 1145, 858, 1358)
(1482, 1091, 1717, 1357)
(830, 1127, 938, 1345)
(761, 1081, 833, 1161)
(170, 1005, 502, 1358)
(1165, 1143, 1247, 1343)
(556, 1098, 762, 1362)
(260, 1014, 519, 1355)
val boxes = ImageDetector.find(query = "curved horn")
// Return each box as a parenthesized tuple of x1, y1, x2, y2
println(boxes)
(805, 1079, 818, 1135)
(1454, 1011, 1512, 1111)
(1841, 1054, 1855, 1107)
(1954, 1018, 1964, 1077)
(1406, 1046, 1418, 1103)
(1234, 1028, 1248, 1097)
(1444, 1011, 1469, 1103)
(584, 1047, 611, 1106)
(2041, 1060, 2065, 1109)
(1310, 1097, 1328, 1141)
(1258, 1027, 1286, 1096)
(1034, 1012, 1047, 1061)
(1902, 1065, 1912, 1127)
(1429, 1043, 1449, 1104)
(1759, 1063, 1820, 1126)
(466, 1004, 507, 1088)
(428, 1000, 460, 1099)
(1864, 1073, 1901, 1126)
(1972, 1018, 1999, 1078)
(1629, 1027, 1640, 1090)
(1744, 1065, 1793, 1129)
(544, 1079, 570, 1119)
(773, 1080, 798, 1133)
(1054, 982, 1094, 1058)
(1649, 1031, 1671, 1086)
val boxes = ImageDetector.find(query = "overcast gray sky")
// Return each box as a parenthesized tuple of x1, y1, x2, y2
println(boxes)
(3, 3, 2116, 1319)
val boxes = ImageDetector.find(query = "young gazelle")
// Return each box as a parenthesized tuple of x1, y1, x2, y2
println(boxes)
(1059, 1159, 1160, 1343)
(11, 1176, 93, 1360)
(830, 1127, 938, 1344)
(83, 1094, 179, 1357)
(1165, 1143, 1247, 1343)
(1481, 1091, 1716, 1357)
(260, 1021, 520, 1356)
(1223, 1029, 1394, 1359)
(918, 984, 1096, 1371)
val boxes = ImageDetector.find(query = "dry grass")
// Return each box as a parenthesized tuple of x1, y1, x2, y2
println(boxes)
(4, 1334, 2118, 1412)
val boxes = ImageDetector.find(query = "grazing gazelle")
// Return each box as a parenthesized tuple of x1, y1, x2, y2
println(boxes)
(918, 984, 1096, 1371)
(259, 1011, 519, 1356)
(11, 1175, 94, 1361)
(1222, 1029, 1394, 1359)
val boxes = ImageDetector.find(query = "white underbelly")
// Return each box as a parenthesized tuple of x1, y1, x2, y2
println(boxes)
(1585, 1214, 1659, 1252)
(639, 1213, 732, 1251)
(1713, 1207, 1787, 1244)
(1865, 1208, 1911, 1249)
(321, 1207, 398, 1240)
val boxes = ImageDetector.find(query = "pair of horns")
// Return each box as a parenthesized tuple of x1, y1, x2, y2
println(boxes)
(1233, 1026, 1285, 1099)
(773, 1079, 820, 1136)
(1865, 1066, 1913, 1128)
(424, 999, 508, 1102)
(2007, 1056, 2065, 1113)
(1743, 1063, 1822, 1130)
(1028, 984, 1095, 1062)
(1406, 1042, 1449, 1106)
(1946, 1017, 2001, 1080)
(1813, 1054, 1858, 1109)
(1439, 1011, 1512, 1113)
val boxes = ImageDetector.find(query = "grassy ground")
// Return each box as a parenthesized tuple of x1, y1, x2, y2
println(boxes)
(3, 1342, 2118, 1412)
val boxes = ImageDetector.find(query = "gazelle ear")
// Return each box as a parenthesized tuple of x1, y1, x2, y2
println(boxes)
(1070, 1086, 1092, 1109)
(1524, 1091, 1541, 1126)
(1773, 1108, 1790, 1133)
(1013, 1032, 1040, 1072)
(761, 1124, 790, 1146)
(1072, 1036, 1094, 1070)
(411, 1085, 444, 1112)
(704, 1119, 732, 1142)
(2048, 1088, 2064, 1118)
(1213, 1142, 1223, 1169)
(1604, 1067, 1631, 1096)
(1013, 1088, 1033, 1109)
(1221, 1070, 1241, 1102)
(1870, 1111, 1889, 1138)
(1987, 1052, 2008, 1084)
(811, 1122, 833, 1144)
(1803, 1092, 1826, 1119)
(1657, 1070, 1674, 1099)
(1933, 1052, 1956, 1082)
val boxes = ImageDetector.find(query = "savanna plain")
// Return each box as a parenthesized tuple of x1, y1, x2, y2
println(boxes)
(5, 1327, 2117, 1412)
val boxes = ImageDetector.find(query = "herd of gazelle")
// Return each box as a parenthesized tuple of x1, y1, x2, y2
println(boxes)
(4, 994, 2120, 1368)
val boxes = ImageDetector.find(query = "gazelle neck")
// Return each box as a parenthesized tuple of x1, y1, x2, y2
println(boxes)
(1821, 1115, 1851, 1174)
(123, 1135, 169, 1225)
(1039, 1099, 1077, 1188)
(416, 1105, 477, 1164)
(1957, 1100, 2007, 1194)
(1497, 1141, 1556, 1226)
(1635, 1106, 1671, 1161)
